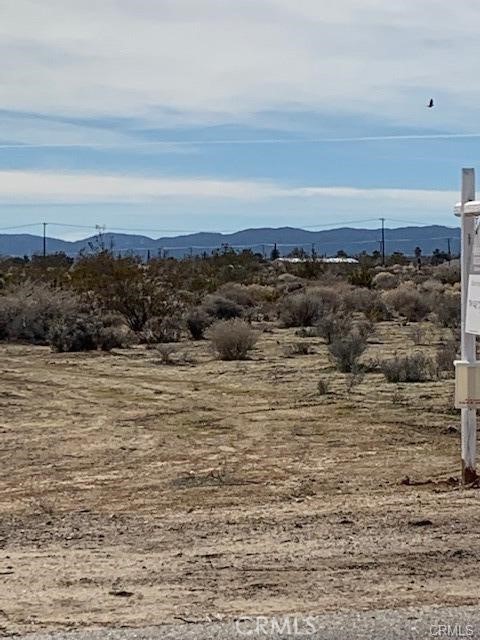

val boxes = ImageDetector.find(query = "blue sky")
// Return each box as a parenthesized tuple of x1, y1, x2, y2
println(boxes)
(1, 0, 480, 239)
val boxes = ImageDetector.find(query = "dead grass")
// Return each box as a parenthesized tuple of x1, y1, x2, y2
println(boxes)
(0, 320, 475, 635)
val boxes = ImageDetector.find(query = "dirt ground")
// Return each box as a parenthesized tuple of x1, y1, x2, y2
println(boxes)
(1, 322, 480, 635)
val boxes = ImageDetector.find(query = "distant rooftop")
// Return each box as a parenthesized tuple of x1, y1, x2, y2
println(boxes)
(276, 257, 359, 264)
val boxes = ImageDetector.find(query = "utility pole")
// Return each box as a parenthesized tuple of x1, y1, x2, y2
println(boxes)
(380, 217, 385, 266)
(43, 222, 47, 257)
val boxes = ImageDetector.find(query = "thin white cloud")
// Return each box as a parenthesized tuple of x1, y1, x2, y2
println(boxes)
(0, 170, 457, 211)
(1, 0, 480, 131)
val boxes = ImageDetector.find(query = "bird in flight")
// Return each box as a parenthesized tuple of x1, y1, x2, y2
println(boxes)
(427, 98, 434, 108)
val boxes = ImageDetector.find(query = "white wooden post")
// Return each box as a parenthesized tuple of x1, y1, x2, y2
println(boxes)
(460, 168, 478, 483)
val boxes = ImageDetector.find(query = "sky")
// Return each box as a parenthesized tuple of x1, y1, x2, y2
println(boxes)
(1, 0, 480, 239)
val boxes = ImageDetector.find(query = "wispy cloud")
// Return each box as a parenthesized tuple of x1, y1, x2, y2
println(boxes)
(1, 0, 480, 131)
(0, 170, 457, 210)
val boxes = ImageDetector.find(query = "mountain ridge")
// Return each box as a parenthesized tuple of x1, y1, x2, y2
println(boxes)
(0, 225, 460, 258)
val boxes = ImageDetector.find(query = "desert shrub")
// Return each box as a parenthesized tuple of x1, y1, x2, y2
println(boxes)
(156, 344, 177, 364)
(49, 314, 100, 352)
(143, 315, 183, 343)
(71, 252, 184, 332)
(435, 291, 460, 329)
(202, 294, 243, 320)
(437, 340, 458, 375)
(345, 370, 366, 393)
(279, 293, 320, 327)
(372, 271, 398, 290)
(410, 325, 425, 345)
(308, 287, 341, 311)
(316, 312, 352, 344)
(283, 281, 304, 294)
(328, 330, 368, 373)
(98, 324, 133, 351)
(186, 307, 212, 340)
(208, 319, 258, 360)
(244, 284, 279, 302)
(0, 282, 80, 344)
(285, 341, 313, 356)
(277, 273, 300, 284)
(342, 288, 391, 322)
(380, 352, 437, 383)
(317, 378, 329, 395)
(433, 262, 460, 285)
(420, 278, 444, 295)
(355, 318, 375, 341)
(217, 283, 256, 308)
(279, 288, 339, 328)
(347, 265, 373, 288)
(295, 326, 318, 338)
(383, 285, 431, 322)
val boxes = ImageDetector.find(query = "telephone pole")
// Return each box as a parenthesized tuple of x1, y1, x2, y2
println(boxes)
(380, 217, 385, 265)
(43, 222, 47, 257)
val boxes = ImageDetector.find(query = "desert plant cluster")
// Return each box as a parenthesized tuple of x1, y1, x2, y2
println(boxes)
(0, 248, 467, 631)
(0, 248, 460, 380)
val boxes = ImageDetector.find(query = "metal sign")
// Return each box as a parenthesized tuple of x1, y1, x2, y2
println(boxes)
(466, 224, 480, 335)
(466, 274, 480, 334)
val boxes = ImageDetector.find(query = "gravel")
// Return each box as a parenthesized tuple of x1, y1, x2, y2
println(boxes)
(9, 605, 480, 640)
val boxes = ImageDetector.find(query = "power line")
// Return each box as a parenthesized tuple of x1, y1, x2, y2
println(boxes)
(0, 222, 42, 231)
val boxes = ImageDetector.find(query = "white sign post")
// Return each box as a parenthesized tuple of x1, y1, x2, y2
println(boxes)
(454, 168, 479, 483)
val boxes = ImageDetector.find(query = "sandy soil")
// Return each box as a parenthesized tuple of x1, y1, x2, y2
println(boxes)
(1, 323, 479, 635)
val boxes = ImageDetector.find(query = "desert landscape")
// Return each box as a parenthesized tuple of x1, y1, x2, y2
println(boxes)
(0, 253, 476, 635)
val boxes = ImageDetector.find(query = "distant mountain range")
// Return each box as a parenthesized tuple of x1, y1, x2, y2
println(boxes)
(0, 225, 460, 258)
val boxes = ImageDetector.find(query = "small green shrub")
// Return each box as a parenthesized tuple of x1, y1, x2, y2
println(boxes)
(347, 266, 373, 288)
(0, 282, 80, 344)
(156, 344, 177, 364)
(342, 288, 391, 322)
(208, 319, 258, 360)
(203, 294, 243, 320)
(49, 315, 101, 352)
(186, 308, 212, 340)
(279, 289, 339, 328)
(372, 271, 398, 290)
(143, 315, 183, 343)
(316, 312, 352, 344)
(328, 330, 368, 373)
(435, 291, 460, 329)
(49, 311, 132, 353)
(317, 377, 329, 395)
(380, 352, 437, 383)
(383, 285, 431, 322)
(433, 262, 460, 285)
(436, 340, 458, 375)
(217, 283, 256, 307)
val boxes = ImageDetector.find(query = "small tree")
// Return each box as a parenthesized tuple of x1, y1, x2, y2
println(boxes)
(270, 243, 280, 260)
(288, 247, 308, 259)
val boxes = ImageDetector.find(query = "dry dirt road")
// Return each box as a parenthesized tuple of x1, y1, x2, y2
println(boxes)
(1, 324, 480, 636)
(11, 606, 480, 640)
